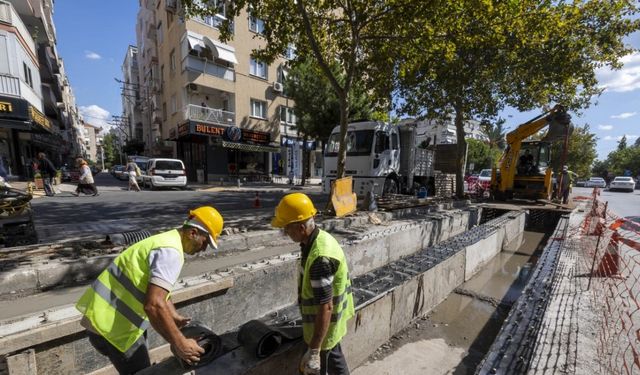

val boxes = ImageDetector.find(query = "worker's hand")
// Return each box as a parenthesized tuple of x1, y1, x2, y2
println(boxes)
(172, 312, 191, 328)
(174, 337, 205, 366)
(299, 348, 321, 375)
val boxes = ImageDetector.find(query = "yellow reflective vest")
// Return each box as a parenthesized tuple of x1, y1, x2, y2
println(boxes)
(300, 230, 354, 350)
(76, 229, 184, 353)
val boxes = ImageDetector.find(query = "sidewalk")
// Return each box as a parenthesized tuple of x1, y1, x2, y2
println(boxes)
(7, 178, 323, 197)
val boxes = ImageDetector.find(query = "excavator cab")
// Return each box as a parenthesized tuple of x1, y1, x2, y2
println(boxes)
(513, 141, 553, 198)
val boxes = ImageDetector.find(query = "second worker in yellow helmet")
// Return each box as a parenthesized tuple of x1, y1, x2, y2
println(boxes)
(76, 206, 224, 374)
(272, 193, 355, 375)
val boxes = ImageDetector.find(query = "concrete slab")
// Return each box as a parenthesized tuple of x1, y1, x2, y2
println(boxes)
(464, 232, 500, 281)
(389, 278, 420, 334)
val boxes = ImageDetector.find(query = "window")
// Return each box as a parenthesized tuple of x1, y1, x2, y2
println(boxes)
(325, 130, 374, 156)
(249, 15, 265, 34)
(169, 49, 176, 72)
(22, 62, 33, 88)
(170, 94, 177, 114)
(374, 131, 390, 153)
(249, 58, 267, 79)
(250, 99, 267, 119)
(284, 44, 296, 60)
(280, 106, 296, 125)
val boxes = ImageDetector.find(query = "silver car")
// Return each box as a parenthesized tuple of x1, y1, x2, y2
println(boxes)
(609, 176, 635, 192)
(585, 177, 606, 188)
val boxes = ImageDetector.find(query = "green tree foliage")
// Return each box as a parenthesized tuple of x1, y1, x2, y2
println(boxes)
(480, 119, 506, 150)
(550, 125, 597, 178)
(182, 0, 413, 181)
(394, 1, 639, 197)
(617, 135, 628, 151)
(597, 146, 640, 178)
(101, 133, 119, 166)
(466, 138, 501, 172)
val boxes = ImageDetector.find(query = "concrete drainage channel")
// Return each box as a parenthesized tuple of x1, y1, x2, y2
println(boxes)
(0, 205, 571, 375)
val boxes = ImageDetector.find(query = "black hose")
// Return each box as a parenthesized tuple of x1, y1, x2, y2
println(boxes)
(237, 320, 284, 358)
(171, 321, 223, 369)
(105, 230, 152, 245)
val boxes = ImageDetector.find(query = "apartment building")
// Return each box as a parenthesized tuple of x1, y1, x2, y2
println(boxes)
(0, 0, 83, 178)
(121, 45, 144, 143)
(82, 121, 101, 163)
(132, 0, 309, 183)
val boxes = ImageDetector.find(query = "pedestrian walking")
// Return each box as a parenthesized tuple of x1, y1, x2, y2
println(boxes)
(76, 206, 224, 374)
(126, 158, 141, 192)
(36, 152, 57, 196)
(560, 165, 573, 204)
(73, 158, 99, 196)
(272, 193, 354, 375)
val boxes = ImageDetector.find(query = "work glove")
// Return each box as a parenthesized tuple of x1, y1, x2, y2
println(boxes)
(299, 348, 321, 375)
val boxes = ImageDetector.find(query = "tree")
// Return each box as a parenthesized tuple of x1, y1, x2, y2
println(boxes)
(182, 0, 416, 182)
(395, 1, 639, 197)
(466, 138, 500, 172)
(101, 133, 119, 166)
(480, 118, 506, 151)
(618, 135, 628, 151)
(286, 58, 373, 185)
(550, 125, 597, 178)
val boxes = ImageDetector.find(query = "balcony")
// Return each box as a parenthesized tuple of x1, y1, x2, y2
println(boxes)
(0, 74, 20, 97)
(185, 104, 235, 127)
(183, 55, 234, 81)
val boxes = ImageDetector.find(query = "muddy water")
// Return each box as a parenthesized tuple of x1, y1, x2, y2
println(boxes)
(353, 231, 548, 375)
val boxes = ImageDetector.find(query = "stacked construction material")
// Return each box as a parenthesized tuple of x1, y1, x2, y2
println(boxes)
(434, 172, 456, 197)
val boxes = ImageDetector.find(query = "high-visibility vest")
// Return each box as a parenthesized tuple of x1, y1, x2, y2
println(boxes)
(300, 230, 354, 350)
(76, 229, 184, 353)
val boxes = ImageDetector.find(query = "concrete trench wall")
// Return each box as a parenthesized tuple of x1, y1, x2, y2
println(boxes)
(0, 208, 489, 375)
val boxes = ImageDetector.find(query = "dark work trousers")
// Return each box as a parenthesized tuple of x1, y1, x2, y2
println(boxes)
(43, 177, 55, 196)
(320, 343, 350, 375)
(87, 331, 150, 374)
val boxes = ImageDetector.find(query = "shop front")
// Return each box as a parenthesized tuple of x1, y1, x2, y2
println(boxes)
(171, 121, 279, 183)
(280, 135, 320, 181)
(0, 95, 53, 179)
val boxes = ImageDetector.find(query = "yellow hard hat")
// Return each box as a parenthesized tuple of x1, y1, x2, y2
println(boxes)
(271, 193, 317, 228)
(186, 206, 224, 249)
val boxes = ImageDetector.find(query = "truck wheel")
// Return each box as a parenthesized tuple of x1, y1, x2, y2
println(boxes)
(383, 178, 398, 196)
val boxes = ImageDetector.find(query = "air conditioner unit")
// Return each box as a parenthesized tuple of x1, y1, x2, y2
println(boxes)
(273, 82, 284, 93)
(187, 83, 199, 93)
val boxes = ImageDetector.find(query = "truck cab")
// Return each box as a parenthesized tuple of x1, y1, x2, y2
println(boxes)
(323, 121, 401, 197)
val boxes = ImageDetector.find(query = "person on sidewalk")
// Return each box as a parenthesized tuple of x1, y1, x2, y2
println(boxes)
(560, 165, 574, 204)
(36, 152, 57, 197)
(126, 158, 141, 192)
(73, 158, 99, 196)
(76, 206, 224, 374)
(271, 193, 354, 375)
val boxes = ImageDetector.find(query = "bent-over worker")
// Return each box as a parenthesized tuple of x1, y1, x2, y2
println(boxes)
(272, 193, 355, 375)
(76, 206, 224, 374)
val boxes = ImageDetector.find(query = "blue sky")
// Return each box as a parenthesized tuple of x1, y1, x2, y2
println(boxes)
(53, 2, 639, 160)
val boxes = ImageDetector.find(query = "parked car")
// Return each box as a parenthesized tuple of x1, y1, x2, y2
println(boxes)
(609, 176, 635, 192)
(574, 179, 587, 187)
(142, 158, 187, 190)
(60, 166, 72, 182)
(585, 177, 606, 188)
(112, 165, 125, 180)
(122, 156, 150, 184)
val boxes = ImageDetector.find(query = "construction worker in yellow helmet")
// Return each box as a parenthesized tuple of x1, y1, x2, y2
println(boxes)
(272, 193, 355, 375)
(76, 206, 224, 374)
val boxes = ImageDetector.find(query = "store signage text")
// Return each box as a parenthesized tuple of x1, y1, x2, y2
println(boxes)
(0, 101, 13, 113)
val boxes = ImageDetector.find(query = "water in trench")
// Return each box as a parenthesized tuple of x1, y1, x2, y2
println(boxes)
(352, 231, 549, 375)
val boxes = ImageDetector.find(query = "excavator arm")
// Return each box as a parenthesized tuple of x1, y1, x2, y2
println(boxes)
(492, 105, 571, 199)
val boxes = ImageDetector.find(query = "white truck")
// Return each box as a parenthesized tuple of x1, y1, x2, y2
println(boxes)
(323, 120, 435, 197)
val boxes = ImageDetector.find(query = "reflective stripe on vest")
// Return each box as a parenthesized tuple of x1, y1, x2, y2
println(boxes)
(300, 230, 355, 350)
(76, 229, 184, 353)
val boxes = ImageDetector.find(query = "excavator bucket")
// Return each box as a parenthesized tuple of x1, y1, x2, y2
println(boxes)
(331, 176, 357, 217)
(542, 109, 572, 142)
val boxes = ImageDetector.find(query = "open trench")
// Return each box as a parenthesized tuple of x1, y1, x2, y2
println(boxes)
(352, 211, 560, 375)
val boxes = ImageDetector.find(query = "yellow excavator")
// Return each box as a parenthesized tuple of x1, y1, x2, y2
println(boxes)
(491, 105, 572, 201)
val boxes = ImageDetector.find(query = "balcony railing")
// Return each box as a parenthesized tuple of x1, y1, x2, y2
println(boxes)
(185, 104, 235, 127)
(183, 56, 234, 81)
(0, 74, 20, 97)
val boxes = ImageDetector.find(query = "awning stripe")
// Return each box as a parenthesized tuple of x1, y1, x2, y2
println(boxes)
(222, 140, 280, 153)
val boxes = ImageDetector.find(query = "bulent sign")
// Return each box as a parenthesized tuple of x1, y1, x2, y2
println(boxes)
(179, 121, 272, 145)
(195, 123, 226, 136)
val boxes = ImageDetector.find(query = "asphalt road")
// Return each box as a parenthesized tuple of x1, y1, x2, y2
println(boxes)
(572, 186, 640, 218)
(31, 173, 328, 243)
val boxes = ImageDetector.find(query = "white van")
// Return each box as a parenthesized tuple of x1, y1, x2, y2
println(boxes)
(142, 158, 187, 189)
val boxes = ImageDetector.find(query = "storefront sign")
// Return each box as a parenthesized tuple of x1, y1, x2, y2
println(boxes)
(281, 136, 316, 150)
(29, 106, 51, 132)
(0, 96, 29, 121)
(179, 121, 271, 145)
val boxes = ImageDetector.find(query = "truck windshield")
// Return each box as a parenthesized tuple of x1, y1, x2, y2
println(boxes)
(325, 130, 374, 156)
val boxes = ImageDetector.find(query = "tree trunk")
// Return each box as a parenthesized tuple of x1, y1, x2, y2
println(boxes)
(454, 105, 467, 199)
(336, 93, 350, 179)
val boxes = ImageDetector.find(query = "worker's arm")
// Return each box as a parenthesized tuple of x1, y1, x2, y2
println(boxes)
(167, 298, 191, 328)
(144, 284, 204, 364)
(308, 300, 333, 350)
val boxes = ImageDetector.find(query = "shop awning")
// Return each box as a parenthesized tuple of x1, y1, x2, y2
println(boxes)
(222, 141, 279, 153)
(203, 36, 238, 64)
(187, 34, 205, 51)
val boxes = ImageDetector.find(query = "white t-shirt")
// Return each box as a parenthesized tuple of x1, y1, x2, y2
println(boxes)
(148, 247, 183, 291)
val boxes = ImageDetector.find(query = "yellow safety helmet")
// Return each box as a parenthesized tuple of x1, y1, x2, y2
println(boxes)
(271, 193, 318, 228)
(185, 206, 224, 249)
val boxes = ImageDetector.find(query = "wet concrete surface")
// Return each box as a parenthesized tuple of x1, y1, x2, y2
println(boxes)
(353, 231, 549, 375)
